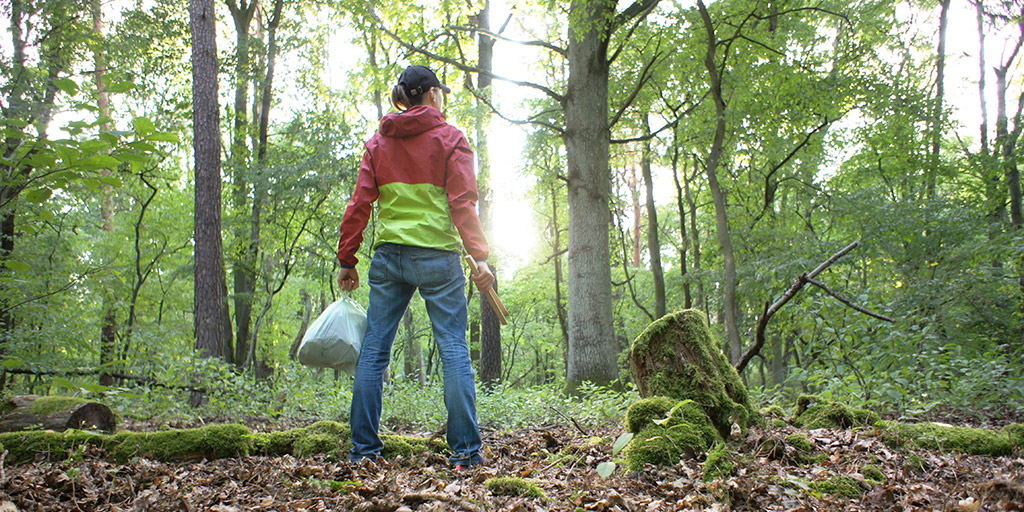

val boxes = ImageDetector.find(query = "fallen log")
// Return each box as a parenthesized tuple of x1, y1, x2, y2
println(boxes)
(0, 395, 116, 433)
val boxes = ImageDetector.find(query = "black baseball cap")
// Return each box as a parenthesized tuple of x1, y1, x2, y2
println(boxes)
(398, 65, 451, 97)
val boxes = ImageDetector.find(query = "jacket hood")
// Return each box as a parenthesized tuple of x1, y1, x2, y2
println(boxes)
(379, 105, 446, 138)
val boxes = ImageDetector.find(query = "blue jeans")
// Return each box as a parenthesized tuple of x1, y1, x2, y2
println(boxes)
(349, 243, 482, 466)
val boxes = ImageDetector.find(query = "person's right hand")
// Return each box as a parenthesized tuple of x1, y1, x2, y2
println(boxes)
(338, 267, 360, 292)
(471, 261, 495, 292)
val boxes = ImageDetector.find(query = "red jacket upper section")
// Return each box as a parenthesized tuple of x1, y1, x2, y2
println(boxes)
(336, 105, 489, 267)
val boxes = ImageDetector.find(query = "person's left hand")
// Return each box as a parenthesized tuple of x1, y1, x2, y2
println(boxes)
(472, 261, 495, 292)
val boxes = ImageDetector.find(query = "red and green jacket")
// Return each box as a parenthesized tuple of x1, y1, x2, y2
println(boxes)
(336, 105, 489, 268)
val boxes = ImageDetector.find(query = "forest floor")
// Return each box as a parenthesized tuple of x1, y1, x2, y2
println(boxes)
(1, 409, 1023, 512)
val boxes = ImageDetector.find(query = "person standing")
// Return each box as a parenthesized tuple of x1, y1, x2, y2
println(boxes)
(336, 64, 494, 468)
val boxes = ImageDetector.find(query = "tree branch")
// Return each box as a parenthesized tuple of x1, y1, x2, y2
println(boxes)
(368, 10, 565, 103)
(804, 277, 896, 323)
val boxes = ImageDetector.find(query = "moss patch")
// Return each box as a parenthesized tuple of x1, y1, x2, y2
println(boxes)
(810, 475, 866, 498)
(27, 396, 89, 415)
(250, 420, 351, 458)
(785, 433, 827, 464)
(485, 476, 546, 498)
(793, 398, 879, 430)
(381, 434, 446, 459)
(109, 424, 253, 462)
(881, 421, 1013, 456)
(860, 464, 886, 483)
(629, 310, 758, 437)
(1004, 423, 1024, 450)
(702, 441, 735, 481)
(624, 398, 722, 470)
(625, 396, 678, 434)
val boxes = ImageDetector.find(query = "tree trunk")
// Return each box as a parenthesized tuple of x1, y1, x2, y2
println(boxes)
(191, 0, 232, 406)
(928, 0, 950, 198)
(227, 0, 257, 368)
(287, 289, 313, 360)
(672, 146, 692, 310)
(476, 0, 502, 388)
(564, 0, 618, 391)
(551, 185, 569, 348)
(641, 118, 666, 318)
(93, 0, 118, 387)
(697, 0, 741, 364)
(0, 395, 116, 433)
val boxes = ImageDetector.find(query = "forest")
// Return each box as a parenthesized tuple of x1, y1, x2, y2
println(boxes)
(1, 0, 1023, 509)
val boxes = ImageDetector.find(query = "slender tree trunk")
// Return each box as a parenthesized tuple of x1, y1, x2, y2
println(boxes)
(93, 0, 118, 387)
(672, 146, 692, 309)
(641, 117, 665, 318)
(190, 0, 232, 405)
(564, 0, 618, 391)
(476, 0, 501, 387)
(928, 0, 950, 198)
(698, 0, 741, 363)
(630, 166, 642, 267)
(686, 159, 706, 317)
(551, 185, 569, 358)
(227, 0, 257, 367)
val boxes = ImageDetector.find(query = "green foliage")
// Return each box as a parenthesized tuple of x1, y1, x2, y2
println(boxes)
(702, 441, 736, 481)
(485, 476, 546, 499)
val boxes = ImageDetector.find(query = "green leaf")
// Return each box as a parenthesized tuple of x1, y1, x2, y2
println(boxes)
(98, 175, 123, 187)
(146, 132, 180, 143)
(79, 382, 111, 394)
(106, 80, 137, 93)
(54, 77, 79, 95)
(133, 117, 156, 136)
(54, 377, 76, 391)
(23, 188, 53, 204)
(5, 260, 31, 273)
(596, 461, 615, 480)
(79, 154, 121, 170)
(1, 357, 25, 369)
(55, 145, 80, 164)
(127, 141, 158, 152)
(611, 432, 633, 455)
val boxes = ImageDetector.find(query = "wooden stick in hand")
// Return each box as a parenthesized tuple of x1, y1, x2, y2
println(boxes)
(464, 255, 508, 326)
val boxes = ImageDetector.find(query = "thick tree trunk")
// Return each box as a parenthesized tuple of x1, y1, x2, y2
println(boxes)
(190, 0, 232, 406)
(564, 0, 618, 391)
(698, 0, 741, 363)
(0, 395, 116, 433)
(641, 118, 665, 318)
(476, 0, 502, 387)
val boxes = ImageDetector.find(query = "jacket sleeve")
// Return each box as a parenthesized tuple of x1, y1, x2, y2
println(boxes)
(446, 135, 489, 261)
(336, 149, 379, 267)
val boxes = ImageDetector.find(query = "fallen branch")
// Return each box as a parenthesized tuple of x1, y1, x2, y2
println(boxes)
(736, 242, 895, 373)
(548, 407, 588, 436)
(2, 367, 206, 394)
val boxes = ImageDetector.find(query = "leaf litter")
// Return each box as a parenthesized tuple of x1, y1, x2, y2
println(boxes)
(0, 419, 1021, 511)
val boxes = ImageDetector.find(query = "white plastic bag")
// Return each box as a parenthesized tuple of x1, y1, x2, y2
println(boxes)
(298, 297, 367, 375)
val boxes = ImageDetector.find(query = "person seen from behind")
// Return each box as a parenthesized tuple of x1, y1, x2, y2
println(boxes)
(336, 64, 494, 469)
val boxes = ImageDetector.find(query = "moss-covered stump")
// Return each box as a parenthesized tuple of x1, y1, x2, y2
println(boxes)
(624, 399, 722, 470)
(629, 309, 757, 437)
(881, 421, 1015, 456)
(793, 397, 879, 430)
(0, 395, 116, 433)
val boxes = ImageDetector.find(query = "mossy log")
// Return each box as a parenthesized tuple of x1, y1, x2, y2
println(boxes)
(629, 309, 757, 436)
(0, 395, 116, 433)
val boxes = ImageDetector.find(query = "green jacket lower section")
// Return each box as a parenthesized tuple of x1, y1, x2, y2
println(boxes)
(375, 182, 462, 253)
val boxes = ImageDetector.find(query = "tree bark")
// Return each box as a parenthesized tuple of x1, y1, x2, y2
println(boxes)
(641, 117, 665, 318)
(92, 0, 118, 387)
(697, 0, 741, 363)
(226, 0, 258, 368)
(476, 0, 502, 388)
(928, 0, 950, 198)
(190, 0, 232, 405)
(672, 147, 692, 310)
(564, 0, 618, 391)
(287, 289, 312, 360)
